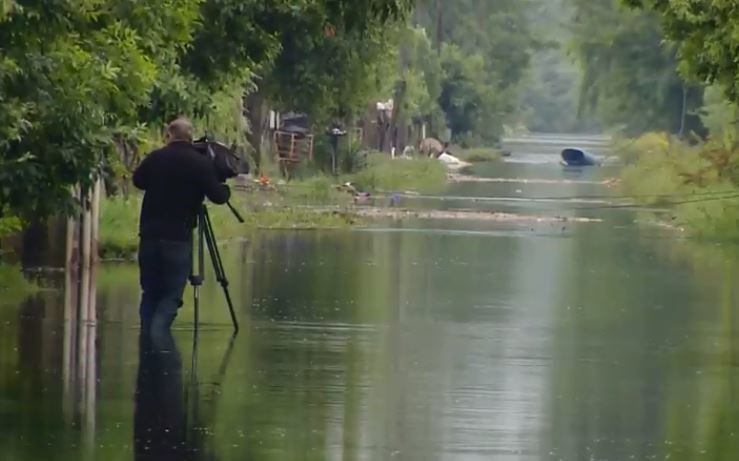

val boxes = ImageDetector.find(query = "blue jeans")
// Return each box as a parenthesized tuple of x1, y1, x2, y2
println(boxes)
(138, 239, 192, 335)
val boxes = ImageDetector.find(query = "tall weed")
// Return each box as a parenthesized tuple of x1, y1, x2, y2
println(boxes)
(347, 153, 446, 193)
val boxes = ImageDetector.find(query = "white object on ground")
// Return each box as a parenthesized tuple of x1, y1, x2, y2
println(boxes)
(437, 152, 471, 170)
(438, 152, 462, 164)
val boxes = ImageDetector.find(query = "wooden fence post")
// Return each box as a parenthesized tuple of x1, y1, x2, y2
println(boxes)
(62, 178, 100, 435)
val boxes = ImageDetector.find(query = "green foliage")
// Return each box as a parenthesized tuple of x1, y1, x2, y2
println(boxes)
(438, 44, 494, 143)
(412, 0, 537, 143)
(256, 0, 412, 126)
(699, 85, 739, 138)
(517, 0, 582, 133)
(519, 47, 583, 133)
(624, 0, 739, 105)
(0, 215, 21, 239)
(395, 27, 444, 122)
(570, 0, 704, 135)
(98, 182, 358, 258)
(347, 153, 446, 193)
(621, 131, 739, 240)
(0, 0, 414, 224)
(620, 133, 699, 202)
(607, 0, 739, 236)
(0, 264, 36, 306)
(0, 0, 202, 220)
(456, 148, 501, 163)
(99, 196, 140, 259)
(281, 176, 336, 203)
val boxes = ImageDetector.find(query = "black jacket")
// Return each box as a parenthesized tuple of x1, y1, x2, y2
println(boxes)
(133, 141, 231, 242)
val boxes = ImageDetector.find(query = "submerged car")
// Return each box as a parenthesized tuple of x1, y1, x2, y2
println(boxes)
(561, 148, 600, 166)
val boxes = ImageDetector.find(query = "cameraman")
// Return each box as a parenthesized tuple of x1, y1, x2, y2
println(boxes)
(133, 117, 230, 335)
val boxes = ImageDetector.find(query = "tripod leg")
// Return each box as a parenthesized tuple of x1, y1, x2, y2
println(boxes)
(196, 216, 205, 332)
(201, 208, 240, 333)
(190, 208, 206, 334)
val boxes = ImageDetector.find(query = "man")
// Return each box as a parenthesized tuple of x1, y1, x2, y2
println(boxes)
(133, 117, 230, 334)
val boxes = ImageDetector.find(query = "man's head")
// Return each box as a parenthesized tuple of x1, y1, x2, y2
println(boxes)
(166, 117, 194, 143)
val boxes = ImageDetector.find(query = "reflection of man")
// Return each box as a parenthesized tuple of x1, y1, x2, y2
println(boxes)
(133, 118, 230, 333)
(134, 331, 185, 461)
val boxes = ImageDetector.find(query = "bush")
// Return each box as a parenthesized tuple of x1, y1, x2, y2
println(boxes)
(0, 216, 22, 238)
(615, 131, 673, 165)
(622, 132, 739, 240)
(456, 148, 501, 163)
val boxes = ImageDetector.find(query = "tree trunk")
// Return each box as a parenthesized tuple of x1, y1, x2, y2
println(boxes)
(245, 90, 270, 174)
(391, 81, 408, 153)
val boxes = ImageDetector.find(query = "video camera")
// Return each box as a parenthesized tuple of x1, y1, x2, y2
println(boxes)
(192, 136, 249, 182)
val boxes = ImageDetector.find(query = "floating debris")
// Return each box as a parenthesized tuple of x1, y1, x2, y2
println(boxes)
(447, 173, 616, 186)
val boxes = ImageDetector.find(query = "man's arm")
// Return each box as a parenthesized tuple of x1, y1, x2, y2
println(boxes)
(198, 159, 231, 205)
(132, 156, 150, 190)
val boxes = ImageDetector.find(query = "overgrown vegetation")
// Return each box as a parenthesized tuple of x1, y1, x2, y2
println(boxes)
(624, 0, 739, 105)
(611, 0, 739, 240)
(99, 154, 447, 259)
(569, 0, 704, 135)
(455, 148, 501, 163)
(0, 216, 21, 238)
(619, 87, 739, 240)
(0, 0, 414, 226)
(346, 154, 447, 193)
(410, 0, 537, 144)
(99, 189, 357, 260)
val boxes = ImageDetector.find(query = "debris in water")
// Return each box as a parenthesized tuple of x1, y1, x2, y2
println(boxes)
(448, 173, 616, 186)
(354, 207, 603, 223)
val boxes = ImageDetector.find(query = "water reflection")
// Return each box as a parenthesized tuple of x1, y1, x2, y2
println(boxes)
(135, 331, 186, 460)
(2, 161, 739, 460)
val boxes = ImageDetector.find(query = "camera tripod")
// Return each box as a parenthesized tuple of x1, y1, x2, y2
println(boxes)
(189, 202, 244, 333)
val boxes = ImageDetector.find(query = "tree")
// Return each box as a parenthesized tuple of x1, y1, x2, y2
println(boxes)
(258, 0, 413, 122)
(569, 0, 703, 135)
(0, 0, 415, 222)
(623, 0, 739, 104)
(412, 0, 537, 144)
(0, 0, 203, 220)
(517, 0, 582, 133)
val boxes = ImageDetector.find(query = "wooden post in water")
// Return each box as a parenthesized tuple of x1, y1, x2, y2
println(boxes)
(62, 178, 101, 432)
(79, 186, 92, 325)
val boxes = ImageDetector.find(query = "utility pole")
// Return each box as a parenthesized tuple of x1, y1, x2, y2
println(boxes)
(678, 85, 688, 138)
(435, 0, 443, 55)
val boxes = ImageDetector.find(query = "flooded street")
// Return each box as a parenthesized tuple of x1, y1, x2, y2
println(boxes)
(2, 158, 738, 461)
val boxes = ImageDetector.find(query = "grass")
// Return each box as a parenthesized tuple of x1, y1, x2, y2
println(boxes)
(345, 153, 447, 193)
(455, 147, 501, 163)
(99, 196, 140, 259)
(99, 153, 448, 259)
(99, 187, 360, 260)
(0, 264, 37, 306)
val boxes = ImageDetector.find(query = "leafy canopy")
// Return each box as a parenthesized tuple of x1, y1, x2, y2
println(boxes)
(623, 0, 739, 104)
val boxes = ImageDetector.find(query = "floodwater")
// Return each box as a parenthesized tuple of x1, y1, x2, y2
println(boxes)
(2, 157, 739, 461)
